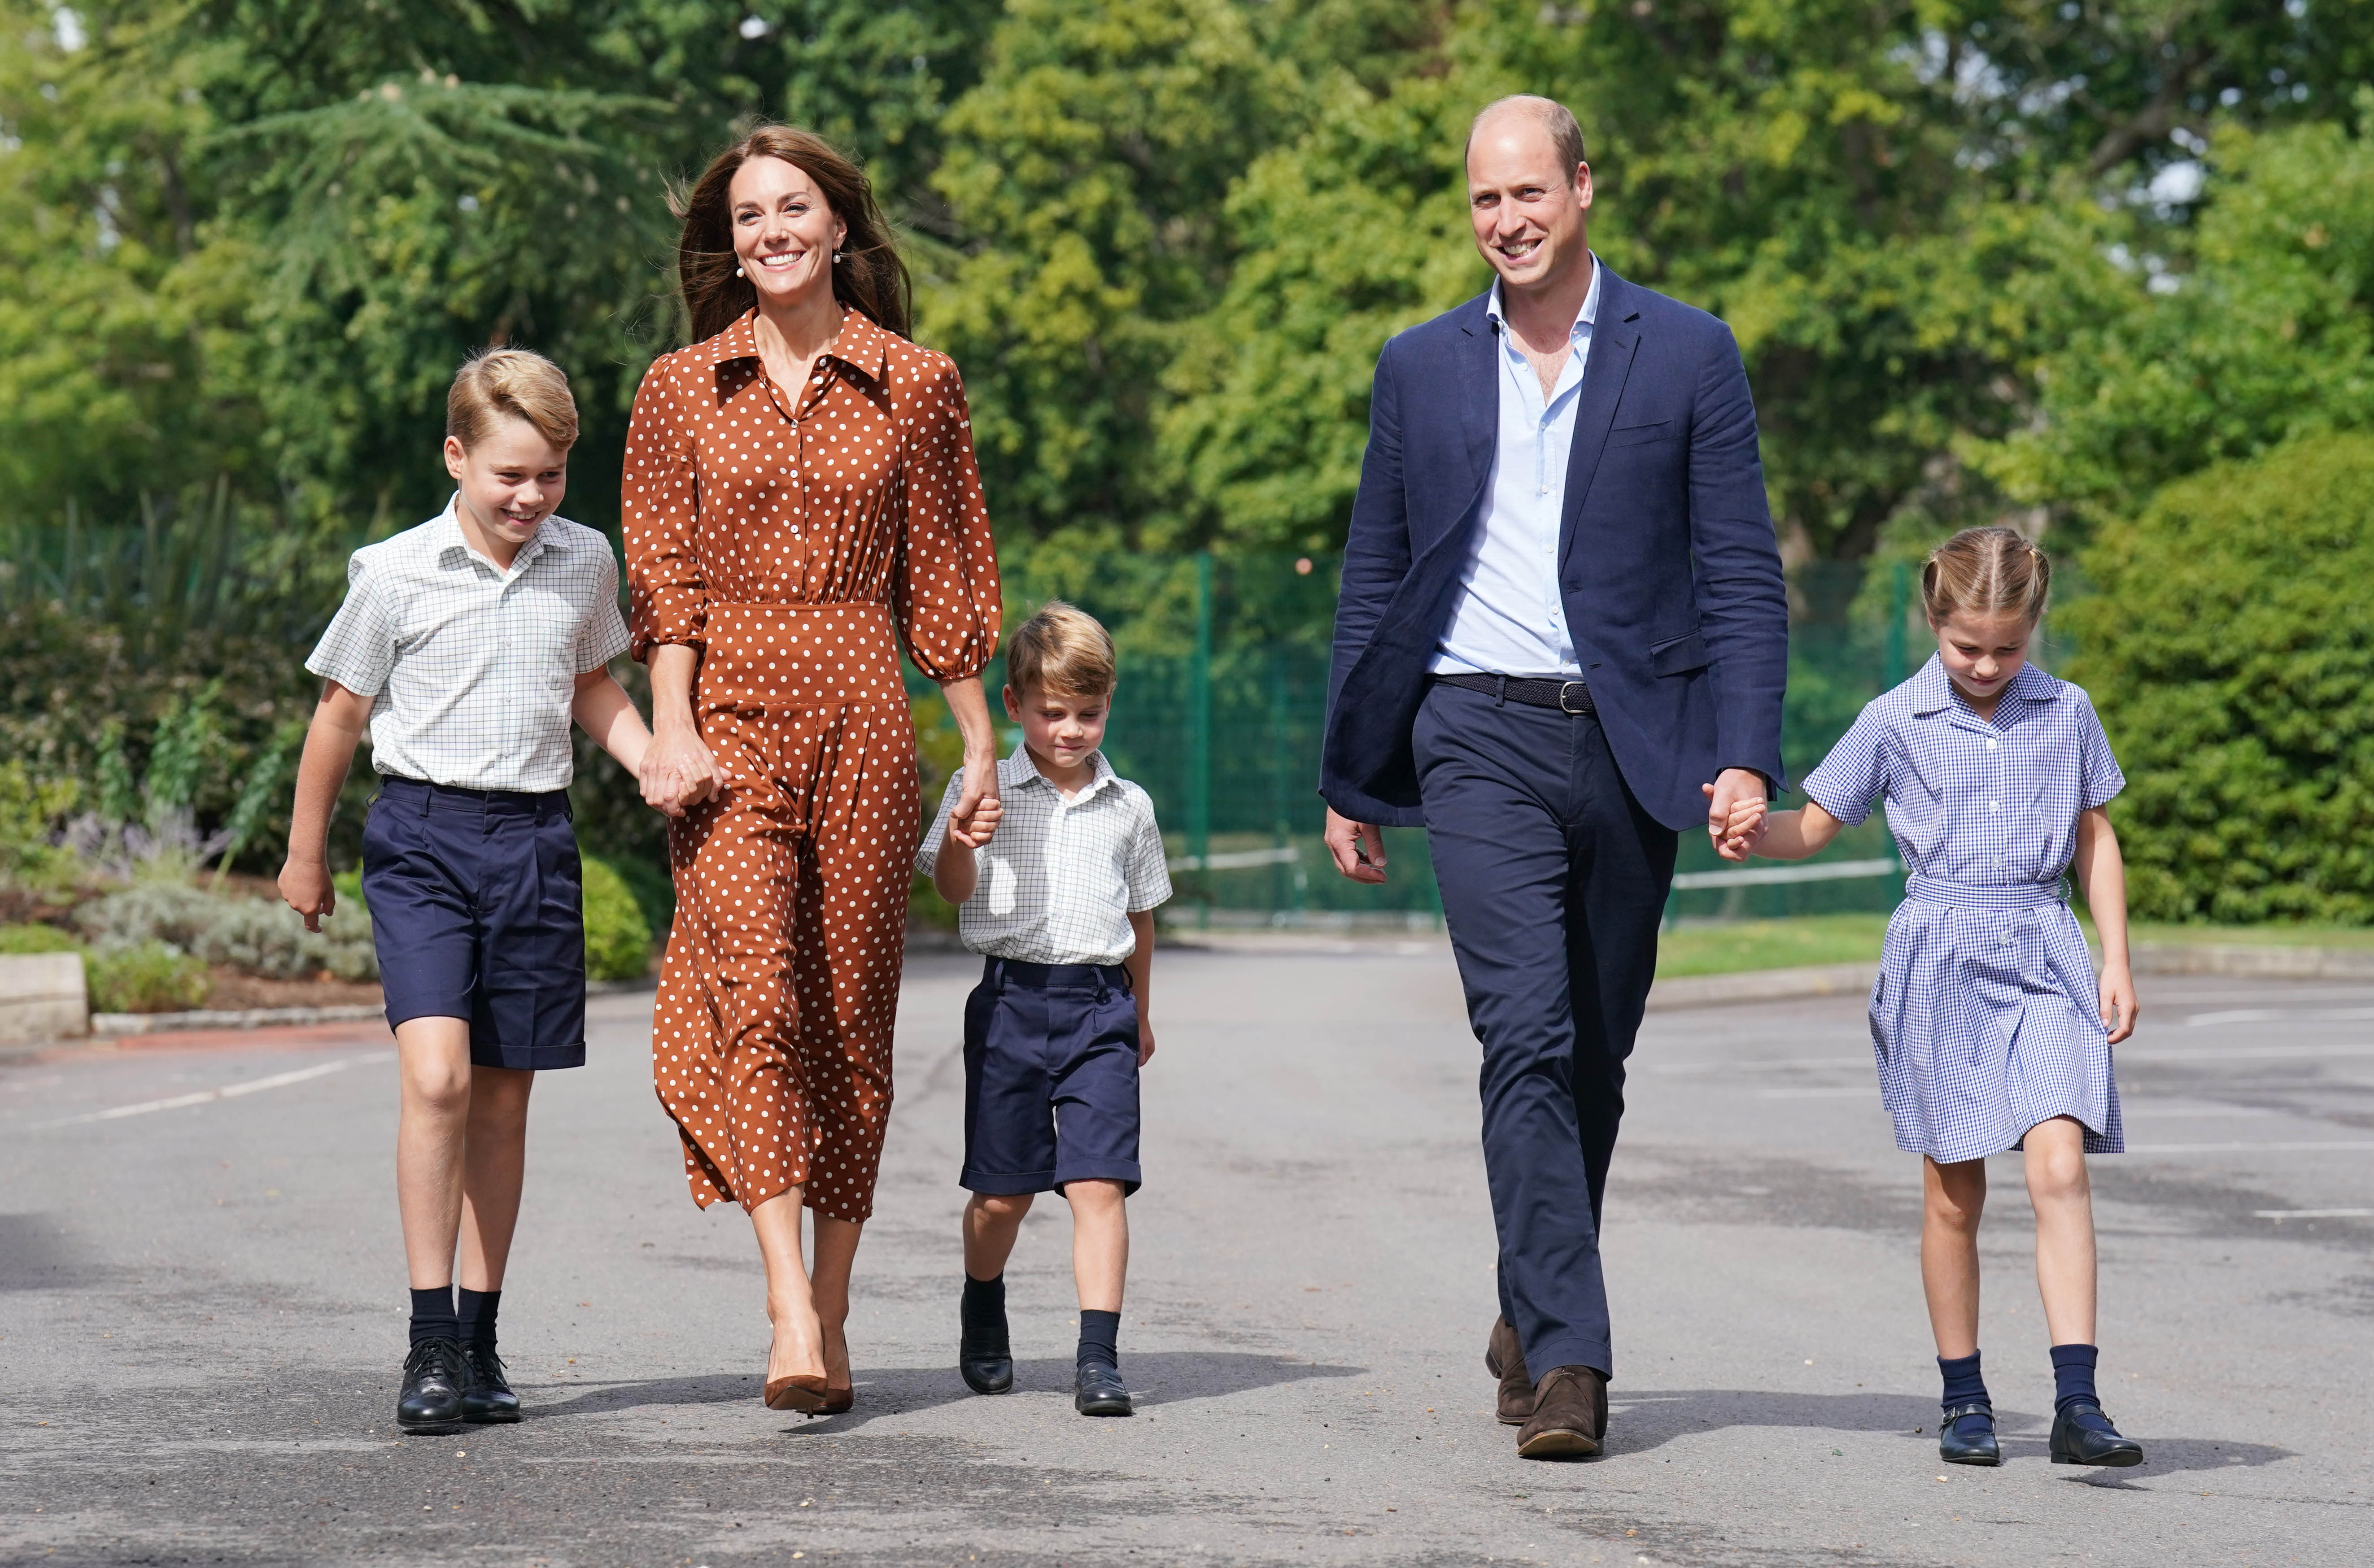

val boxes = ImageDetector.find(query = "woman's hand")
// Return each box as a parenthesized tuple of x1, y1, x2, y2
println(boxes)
(642, 726, 720, 817)
(948, 745, 1001, 846)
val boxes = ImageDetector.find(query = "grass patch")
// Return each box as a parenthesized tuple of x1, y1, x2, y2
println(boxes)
(2126, 921, 2374, 949)
(1655, 913, 1890, 979)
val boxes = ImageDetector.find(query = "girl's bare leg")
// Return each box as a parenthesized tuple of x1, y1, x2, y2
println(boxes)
(810, 1215, 864, 1392)
(2023, 1116, 2098, 1345)
(394, 1018, 476, 1290)
(456, 1066, 535, 1292)
(1921, 1156, 1987, 1359)
(750, 1190, 826, 1384)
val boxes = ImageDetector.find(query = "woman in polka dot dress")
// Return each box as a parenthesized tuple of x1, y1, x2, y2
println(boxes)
(624, 126, 1004, 1414)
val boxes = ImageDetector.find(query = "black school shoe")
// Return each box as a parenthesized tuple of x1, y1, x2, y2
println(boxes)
(960, 1313, 1013, 1396)
(1937, 1402, 2001, 1466)
(1074, 1362, 1132, 1417)
(460, 1341, 521, 1423)
(397, 1337, 468, 1433)
(2051, 1400, 2143, 1467)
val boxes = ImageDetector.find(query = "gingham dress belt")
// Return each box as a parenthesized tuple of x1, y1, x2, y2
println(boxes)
(1433, 672, 1597, 714)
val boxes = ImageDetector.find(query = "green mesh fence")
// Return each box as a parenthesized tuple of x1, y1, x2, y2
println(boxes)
(911, 553, 1928, 928)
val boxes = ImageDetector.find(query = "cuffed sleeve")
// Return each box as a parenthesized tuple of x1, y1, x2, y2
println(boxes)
(1800, 705, 1890, 828)
(894, 357, 1000, 683)
(622, 357, 706, 661)
(2076, 693, 2125, 810)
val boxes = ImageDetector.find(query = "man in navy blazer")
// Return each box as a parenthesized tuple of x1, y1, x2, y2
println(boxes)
(1321, 96, 1788, 1459)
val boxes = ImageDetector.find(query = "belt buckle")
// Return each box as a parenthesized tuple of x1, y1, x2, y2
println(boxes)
(1558, 680, 1590, 714)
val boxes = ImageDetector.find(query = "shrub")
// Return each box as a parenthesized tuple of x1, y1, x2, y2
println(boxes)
(2064, 431, 2374, 923)
(0, 763, 79, 893)
(77, 882, 379, 980)
(87, 941, 214, 1013)
(0, 922, 83, 954)
(582, 857, 654, 982)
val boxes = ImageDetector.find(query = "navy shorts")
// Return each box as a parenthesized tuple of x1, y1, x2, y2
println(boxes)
(961, 958, 1143, 1196)
(361, 775, 587, 1072)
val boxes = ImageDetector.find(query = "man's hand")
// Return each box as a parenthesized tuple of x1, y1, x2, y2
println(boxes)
(278, 860, 336, 934)
(1324, 807, 1387, 884)
(1703, 768, 1768, 860)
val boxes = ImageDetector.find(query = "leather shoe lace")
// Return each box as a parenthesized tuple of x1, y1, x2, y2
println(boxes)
(397, 1337, 468, 1433)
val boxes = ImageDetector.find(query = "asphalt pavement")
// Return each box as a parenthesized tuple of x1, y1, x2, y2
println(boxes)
(2, 943, 2369, 1566)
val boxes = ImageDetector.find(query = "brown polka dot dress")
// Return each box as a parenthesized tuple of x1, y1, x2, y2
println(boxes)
(622, 307, 999, 1222)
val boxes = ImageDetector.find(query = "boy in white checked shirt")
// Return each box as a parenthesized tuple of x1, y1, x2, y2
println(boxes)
(917, 602, 1171, 1417)
(278, 349, 658, 1435)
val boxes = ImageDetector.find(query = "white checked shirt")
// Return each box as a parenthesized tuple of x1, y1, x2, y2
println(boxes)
(916, 748, 1173, 965)
(306, 497, 632, 793)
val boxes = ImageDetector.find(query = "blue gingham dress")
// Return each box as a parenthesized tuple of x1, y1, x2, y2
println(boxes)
(1801, 658, 2125, 1163)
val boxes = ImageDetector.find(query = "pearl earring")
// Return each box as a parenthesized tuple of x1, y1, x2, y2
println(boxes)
(833, 251, 844, 264)
(735, 264, 745, 278)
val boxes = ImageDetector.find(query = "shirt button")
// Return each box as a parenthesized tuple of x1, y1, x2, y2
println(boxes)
(1990, 801, 2001, 812)
(1986, 739, 1998, 750)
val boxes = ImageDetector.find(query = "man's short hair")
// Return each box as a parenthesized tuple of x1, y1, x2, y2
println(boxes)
(1004, 601, 1117, 701)
(447, 347, 579, 452)
(1467, 95, 1588, 181)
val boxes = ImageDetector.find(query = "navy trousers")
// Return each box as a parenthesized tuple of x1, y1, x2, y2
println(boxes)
(1413, 681, 1678, 1381)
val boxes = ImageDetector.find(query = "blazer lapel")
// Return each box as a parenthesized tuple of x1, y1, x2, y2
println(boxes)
(1558, 268, 1642, 573)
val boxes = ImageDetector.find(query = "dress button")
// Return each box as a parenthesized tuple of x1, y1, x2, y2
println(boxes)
(1986, 739, 1997, 750)
(1990, 801, 2001, 812)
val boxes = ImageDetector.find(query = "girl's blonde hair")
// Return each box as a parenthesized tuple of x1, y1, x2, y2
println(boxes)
(446, 348, 579, 452)
(1921, 526, 2051, 624)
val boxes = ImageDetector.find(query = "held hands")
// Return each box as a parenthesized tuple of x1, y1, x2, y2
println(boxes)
(2098, 962, 2138, 1045)
(1702, 769, 1770, 862)
(640, 727, 722, 819)
(947, 756, 1003, 849)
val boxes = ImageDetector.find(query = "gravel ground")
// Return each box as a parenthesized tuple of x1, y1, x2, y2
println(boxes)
(1, 944, 2367, 1566)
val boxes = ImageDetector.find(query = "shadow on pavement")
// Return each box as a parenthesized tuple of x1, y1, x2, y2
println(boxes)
(1606, 1389, 2293, 1477)
(528, 1351, 1365, 1429)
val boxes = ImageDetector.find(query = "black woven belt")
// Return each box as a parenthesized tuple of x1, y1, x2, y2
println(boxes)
(1433, 673, 1597, 714)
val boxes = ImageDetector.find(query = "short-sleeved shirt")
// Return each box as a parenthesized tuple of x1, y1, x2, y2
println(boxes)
(306, 498, 632, 793)
(1800, 656, 2124, 892)
(916, 748, 1172, 966)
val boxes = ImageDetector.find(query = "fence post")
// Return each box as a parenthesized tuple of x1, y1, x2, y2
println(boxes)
(1189, 550, 1213, 930)
(1886, 560, 1910, 689)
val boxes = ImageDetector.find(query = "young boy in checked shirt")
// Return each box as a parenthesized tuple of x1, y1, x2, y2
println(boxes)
(917, 602, 1172, 1417)
(278, 349, 659, 1435)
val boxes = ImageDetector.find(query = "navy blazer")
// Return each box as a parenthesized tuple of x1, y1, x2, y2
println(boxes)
(1320, 266, 1789, 832)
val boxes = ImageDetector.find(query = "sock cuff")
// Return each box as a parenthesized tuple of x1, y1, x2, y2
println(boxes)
(2049, 1342, 2099, 1370)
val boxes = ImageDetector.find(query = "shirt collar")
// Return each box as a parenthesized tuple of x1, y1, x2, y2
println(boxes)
(1908, 654, 2059, 719)
(1485, 251, 1602, 342)
(997, 745, 1117, 799)
(697, 305, 893, 388)
(431, 494, 568, 575)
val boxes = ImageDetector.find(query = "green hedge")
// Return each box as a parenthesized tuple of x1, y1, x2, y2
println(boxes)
(2065, 432, 2374, 923)
(582, 857, 655, 983)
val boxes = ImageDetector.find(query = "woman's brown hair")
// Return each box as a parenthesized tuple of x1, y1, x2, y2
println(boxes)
(1920, 525, 2052, 624)
(672, 124, 912, 344)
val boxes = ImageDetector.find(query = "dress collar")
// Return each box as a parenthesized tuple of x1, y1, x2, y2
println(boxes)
(1908, 654, 2059, 719)
(694, 305, 894, 388)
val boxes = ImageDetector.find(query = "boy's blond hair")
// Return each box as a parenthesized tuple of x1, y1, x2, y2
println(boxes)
(446, 347, 579, 452)
(1004, 601, 1116, 700)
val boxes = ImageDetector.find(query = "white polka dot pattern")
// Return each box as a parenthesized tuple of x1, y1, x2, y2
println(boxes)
(621, 308, 1002, 1221)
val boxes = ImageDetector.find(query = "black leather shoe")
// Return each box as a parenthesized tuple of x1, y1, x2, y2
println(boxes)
(1485, 1316, 1533, 1426)
(2051, 1399, 2143, 1467)
(397, 1337, 467, 1433)
(460, 1341, 521, 1423)
(960, 1316, 1013, 1396)
(1074, 1361, 1132, 1416)
(1937, 1402, 2000, 1466)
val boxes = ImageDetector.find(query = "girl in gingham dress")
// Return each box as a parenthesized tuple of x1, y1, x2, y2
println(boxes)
(1722, 527, 2146, 1470)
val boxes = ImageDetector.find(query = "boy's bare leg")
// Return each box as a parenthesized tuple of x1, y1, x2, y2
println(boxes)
(809, 1215, 864, 1389)
(1064, 1179, 1129, 1313)
(750, 1190, 827, 1384)
(394, 1018, 476, 1291)
(2023, 1116, 2098, 1345)
(963, 1192, 1034, 1280)
(1920, 1155, 1986, 1359)
(455, 1066, 534, 1292)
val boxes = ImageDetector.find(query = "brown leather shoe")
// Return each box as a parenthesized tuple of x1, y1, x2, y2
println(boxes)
(1515, 1365, 1607, 1459)
(1484, 1316, 1534, 1425)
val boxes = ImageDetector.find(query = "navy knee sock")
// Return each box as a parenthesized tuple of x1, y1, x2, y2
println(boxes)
(2051, 1343, 2101, 1412)
(457, 1287, 500, 1348)
(409, 1286, 459, 1346)
(1938, 1350, 1990, 1432)
(1077, 1309, 1120, 1372)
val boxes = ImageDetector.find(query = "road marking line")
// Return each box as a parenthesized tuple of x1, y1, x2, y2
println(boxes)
(2125, 1140, 2374, 1155)
(2253, 1208, 2374, 1219)
(2185, 1007, 2374, 1027)
(35, 1054, 391, 1128)
(1754, 1086, 1878, 1099)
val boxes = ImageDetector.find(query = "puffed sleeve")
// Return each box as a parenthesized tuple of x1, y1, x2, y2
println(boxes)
(894, 355, 1000, 681)
(621, 355, 705, 661)
(1800, 701, 1892, 828)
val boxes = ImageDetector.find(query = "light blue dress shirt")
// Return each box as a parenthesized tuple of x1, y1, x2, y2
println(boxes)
(1430, 258, 1603, 677)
